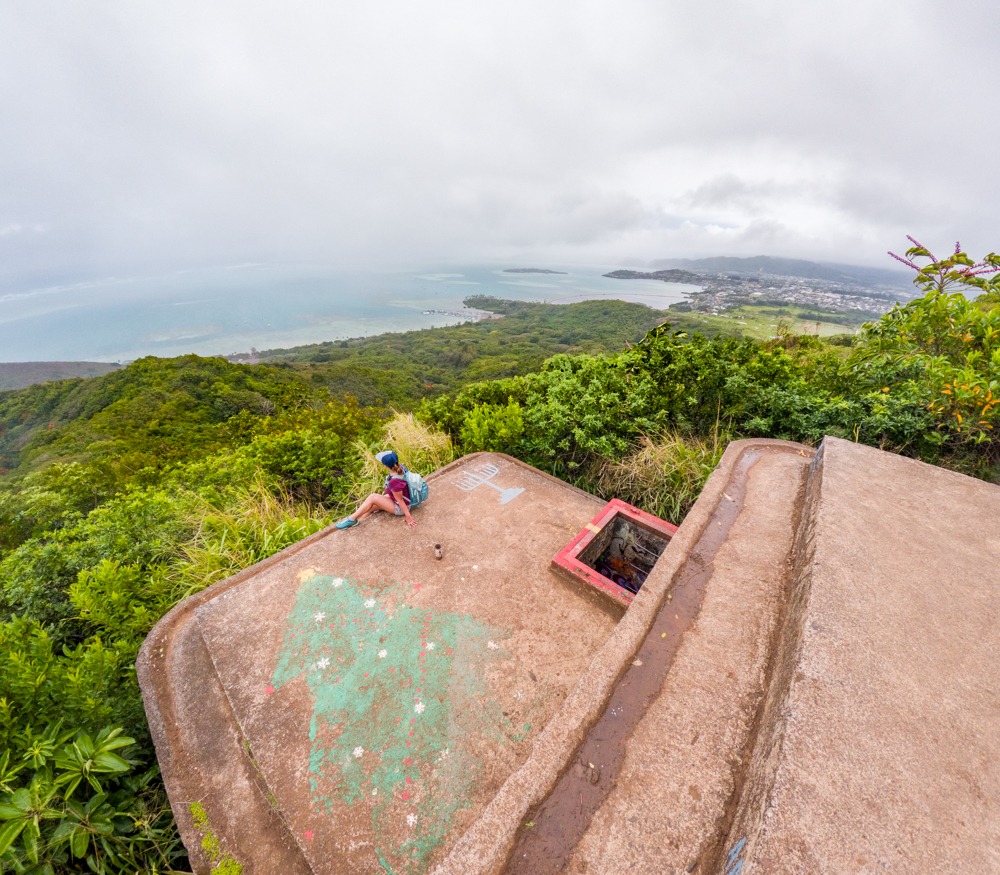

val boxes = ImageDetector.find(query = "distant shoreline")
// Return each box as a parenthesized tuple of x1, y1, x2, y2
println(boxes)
(502, 268, 568, 275)
(226, 302, 503, 363)
(0, 360, 122, 391)
(0, 265, 695, 366)
(604, 268, 704, 286)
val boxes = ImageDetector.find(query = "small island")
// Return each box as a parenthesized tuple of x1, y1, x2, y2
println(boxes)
(604, 268, 705, 286)
(503, 268, 568, 275)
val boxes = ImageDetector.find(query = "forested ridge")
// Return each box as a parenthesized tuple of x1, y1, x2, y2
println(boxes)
(1, 243, 998, 872)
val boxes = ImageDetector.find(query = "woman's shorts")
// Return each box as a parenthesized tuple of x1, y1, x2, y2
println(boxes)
(393, 504, 404, 516)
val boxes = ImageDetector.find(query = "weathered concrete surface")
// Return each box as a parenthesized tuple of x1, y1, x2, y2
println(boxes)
(439, 439, 813, 875)
(555, 442, 813, 873)
(724, 437, 1000, 873)
(140, 609, 311, 873)
(138, 535, 323, 874)
(139, 453, 622, 873)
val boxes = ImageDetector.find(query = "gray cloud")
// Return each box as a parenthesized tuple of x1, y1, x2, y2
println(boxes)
(1, 0, 997, 294)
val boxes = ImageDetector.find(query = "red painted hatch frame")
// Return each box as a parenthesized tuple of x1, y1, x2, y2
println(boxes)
(551, 498, 679, 608)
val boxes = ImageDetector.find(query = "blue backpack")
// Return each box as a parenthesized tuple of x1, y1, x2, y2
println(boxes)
(404, 469, 429, 508)
(385, 467, 429, 509)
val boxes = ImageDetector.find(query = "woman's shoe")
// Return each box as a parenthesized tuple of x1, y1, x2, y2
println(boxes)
(335, 517, 359, 529)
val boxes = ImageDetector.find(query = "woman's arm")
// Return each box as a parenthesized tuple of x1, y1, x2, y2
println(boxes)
(400, 499, 416, 528)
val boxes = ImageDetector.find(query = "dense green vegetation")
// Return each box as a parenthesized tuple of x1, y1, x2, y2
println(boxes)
(0, 241, 997, 872)
(419, 295, 1000, 485)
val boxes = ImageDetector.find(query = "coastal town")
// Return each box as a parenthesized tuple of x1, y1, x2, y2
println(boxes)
(605, 266, 912, 322)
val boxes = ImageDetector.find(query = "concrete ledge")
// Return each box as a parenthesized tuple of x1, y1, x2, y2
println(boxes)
(137, 458, 476, 869)
(556, 441, 814, 874)
(137, 517, 339, 871)
(723, 437, 1000, 873)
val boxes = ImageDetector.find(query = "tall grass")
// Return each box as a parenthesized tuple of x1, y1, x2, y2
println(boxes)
(175, 415, 454, 591)
(176, 476, 328, 591)
(595, 432, 728, 524)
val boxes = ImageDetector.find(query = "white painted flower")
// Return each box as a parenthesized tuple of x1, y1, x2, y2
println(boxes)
(414, 701, 425, 714)
(313, 611, 326, 623)
(372, 788, 378, 796)
(440, 748, 450, 760)
(364, 598, 376, 608)
(487, 640, 499, 650)
(426, 641, 435, 651)
(353, 746, 364, 759)
(407, 813, 417, 827)
(378, 649, 387, 659)
(315, 657, 330, 670)
(331, 577, 344, 588)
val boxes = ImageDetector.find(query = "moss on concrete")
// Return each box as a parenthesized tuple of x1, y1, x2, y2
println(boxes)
(189, 802, 243, 875)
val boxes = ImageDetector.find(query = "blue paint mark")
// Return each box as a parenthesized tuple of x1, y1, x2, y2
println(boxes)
(725, 837, 746, 874)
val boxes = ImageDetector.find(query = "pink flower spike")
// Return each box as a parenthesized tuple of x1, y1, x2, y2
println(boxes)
(888, 251, 918, 271)
(304, 830, 314, 841)
(265, 685, 275, 696)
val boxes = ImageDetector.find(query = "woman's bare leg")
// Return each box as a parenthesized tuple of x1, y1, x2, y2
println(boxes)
(352, 493, 397, 521)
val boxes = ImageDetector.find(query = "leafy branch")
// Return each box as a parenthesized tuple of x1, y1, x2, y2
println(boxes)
(889, 236, 1000, 296)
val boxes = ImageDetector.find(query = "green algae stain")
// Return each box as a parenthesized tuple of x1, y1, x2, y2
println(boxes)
(271, 574, 518, 873)
(189, 802, 243, 875)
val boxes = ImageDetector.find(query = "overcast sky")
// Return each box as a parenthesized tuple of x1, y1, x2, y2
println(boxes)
(1, 0, 997, 291)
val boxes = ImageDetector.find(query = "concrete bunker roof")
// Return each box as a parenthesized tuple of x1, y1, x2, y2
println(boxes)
(139, 453, 629, 873)
(138, 440, 1000, 874)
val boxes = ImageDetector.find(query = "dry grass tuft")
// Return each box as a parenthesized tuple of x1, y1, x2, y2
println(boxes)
(596, 432, 727, 524)
(348, 412, 456, 500)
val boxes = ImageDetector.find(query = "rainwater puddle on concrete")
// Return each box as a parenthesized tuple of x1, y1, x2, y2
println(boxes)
(505, 450, 762, 875)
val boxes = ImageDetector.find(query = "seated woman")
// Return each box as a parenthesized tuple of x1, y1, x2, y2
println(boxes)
(336, 450, 416, 529)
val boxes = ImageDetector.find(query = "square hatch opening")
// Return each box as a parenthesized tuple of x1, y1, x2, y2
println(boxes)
(551, 499, 679, 608)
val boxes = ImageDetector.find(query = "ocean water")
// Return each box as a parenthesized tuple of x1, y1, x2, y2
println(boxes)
(0, 263, 697, 363)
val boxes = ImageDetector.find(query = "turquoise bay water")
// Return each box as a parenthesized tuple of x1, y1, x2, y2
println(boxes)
(0, 263, 696, 363)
